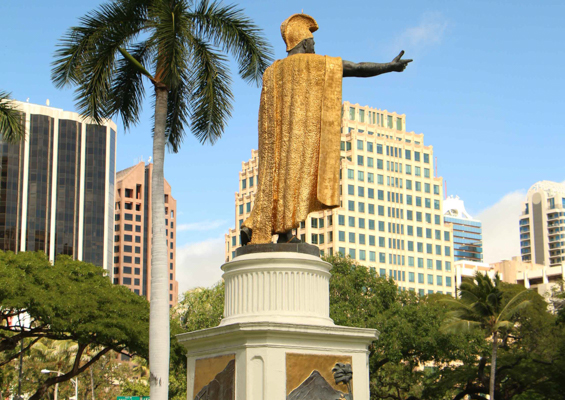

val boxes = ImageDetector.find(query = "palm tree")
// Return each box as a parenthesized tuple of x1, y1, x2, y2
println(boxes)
(442, 272, 531, 400)
(0, 91, 25, 143)
(51, 1, 272, 399)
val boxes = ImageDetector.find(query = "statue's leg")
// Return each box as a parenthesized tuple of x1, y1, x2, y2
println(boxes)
(277, 230, 300, 244)
(240, 227, 252, 246)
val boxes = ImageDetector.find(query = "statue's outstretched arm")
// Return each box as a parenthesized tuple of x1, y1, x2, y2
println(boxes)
(343, 51, 412, 78)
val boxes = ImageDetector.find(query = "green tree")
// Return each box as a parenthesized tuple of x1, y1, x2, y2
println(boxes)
(0, 90, 25, 143)
(52, 2, 272, 398)
(0, 251, 149, 399)
(442, 273, 531, 400)
(327, 255, 484, 400)
(172, 257, 485, 400)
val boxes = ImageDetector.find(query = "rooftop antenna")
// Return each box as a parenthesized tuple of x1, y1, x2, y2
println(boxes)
(46, 99, 50, 106)
(147, 156, 152, 164)
(445, 180, 447, 200)
(26, 98, 29, 103)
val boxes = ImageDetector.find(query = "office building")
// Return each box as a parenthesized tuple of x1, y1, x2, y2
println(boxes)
(519, 181, 565, 266)
(443, 195, 483, 262)
(226, 101, 455, 295)
(113, 162, 178, 306)
(0, 100, 116, 273)
(455, 257, 564, 298)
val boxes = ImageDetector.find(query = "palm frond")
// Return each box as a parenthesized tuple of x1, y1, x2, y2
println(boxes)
(148, 0, 191, 88)
(0, 91, 25, 143)
(109, 42, 153, 130)
(186, 34, 233, 145)
(440, 319, 482, 334)
(52, 1, 148, 123)
(496, 290, 531, 323)
(165, 67, 190, 152)
(189, 0, 273, 86)
(494, 320, 515, 332)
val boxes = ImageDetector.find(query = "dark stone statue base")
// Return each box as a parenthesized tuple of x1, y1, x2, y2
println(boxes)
(234, 242, 320, 258)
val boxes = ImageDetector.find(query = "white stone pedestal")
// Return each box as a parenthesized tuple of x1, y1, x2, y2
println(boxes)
(177, 249, 378, 400)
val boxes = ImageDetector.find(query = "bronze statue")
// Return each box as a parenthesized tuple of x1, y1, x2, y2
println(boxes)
(241, 14, 412, 245)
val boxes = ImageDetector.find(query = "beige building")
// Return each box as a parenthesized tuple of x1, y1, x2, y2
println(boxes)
(226, 102, 455, 296)
(114, 162, 178, 307)
(520, 181, 565, 266)
(492, 257, 564, 296)
(454, 257, 564, 298)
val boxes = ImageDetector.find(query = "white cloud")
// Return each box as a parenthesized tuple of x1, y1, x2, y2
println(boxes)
(175, 236, 226, 295)
(476, 191, 525, 264)
(394, 12, 448, 50)
(176, 219, 228, 232)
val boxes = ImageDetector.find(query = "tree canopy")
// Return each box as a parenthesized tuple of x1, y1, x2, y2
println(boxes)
(0, 251, 149, 399)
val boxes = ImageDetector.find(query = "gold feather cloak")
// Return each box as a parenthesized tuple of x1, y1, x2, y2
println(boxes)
(243, 54, 343, 244)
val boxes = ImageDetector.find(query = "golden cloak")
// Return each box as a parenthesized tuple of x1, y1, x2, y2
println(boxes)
(243, 54, 343, 244)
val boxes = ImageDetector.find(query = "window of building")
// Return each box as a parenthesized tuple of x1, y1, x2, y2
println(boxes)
(358, 155, 364, 166)
(311, 234, 318, 244)
(418, 273, 424, 283)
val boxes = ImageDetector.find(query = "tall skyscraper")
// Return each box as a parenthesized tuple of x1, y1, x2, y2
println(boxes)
(0, 100, 116, 273)
(226, 101, 455, 296)
(113, 162, 178, 306)
(519, 181, 565, 266)
(443, 195, 483, 262)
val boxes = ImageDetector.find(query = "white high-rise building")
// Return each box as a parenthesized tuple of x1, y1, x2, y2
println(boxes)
(519, 181, 565, 266)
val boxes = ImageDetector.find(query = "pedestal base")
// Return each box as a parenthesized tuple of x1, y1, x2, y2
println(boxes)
(177, 321, 377, 400)
(178, 247, 378, 399)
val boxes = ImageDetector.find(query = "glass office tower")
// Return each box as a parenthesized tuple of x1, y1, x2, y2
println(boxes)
(0, 100, 117, 274)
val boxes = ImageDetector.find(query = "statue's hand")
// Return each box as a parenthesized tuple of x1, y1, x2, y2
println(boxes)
(391, 50, 413, 72)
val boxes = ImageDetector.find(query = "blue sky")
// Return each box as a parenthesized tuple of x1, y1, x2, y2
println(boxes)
(1, 0, 564, 291)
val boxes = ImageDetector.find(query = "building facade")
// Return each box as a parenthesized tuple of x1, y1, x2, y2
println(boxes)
(519, 181, 565, 266)
(443, 195, 483, 262)
(0, 100, 116, 273)
(455, 257, 564, 298)
(113, 162, 178, 306)
(226, 101, 455, 295)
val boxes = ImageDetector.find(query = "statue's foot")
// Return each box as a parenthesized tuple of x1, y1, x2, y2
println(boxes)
(287, 236, 301, 243)
(277, 230, 301, 244)
(240, 227, 252, 246)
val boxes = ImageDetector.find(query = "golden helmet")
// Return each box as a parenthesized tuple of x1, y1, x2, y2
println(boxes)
(280, 13, 318, 52)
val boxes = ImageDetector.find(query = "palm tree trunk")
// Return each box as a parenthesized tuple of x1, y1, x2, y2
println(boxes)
(89, 366, 95, 400)
(149, 83, 170, 400)
(490, 331, 499, 400)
